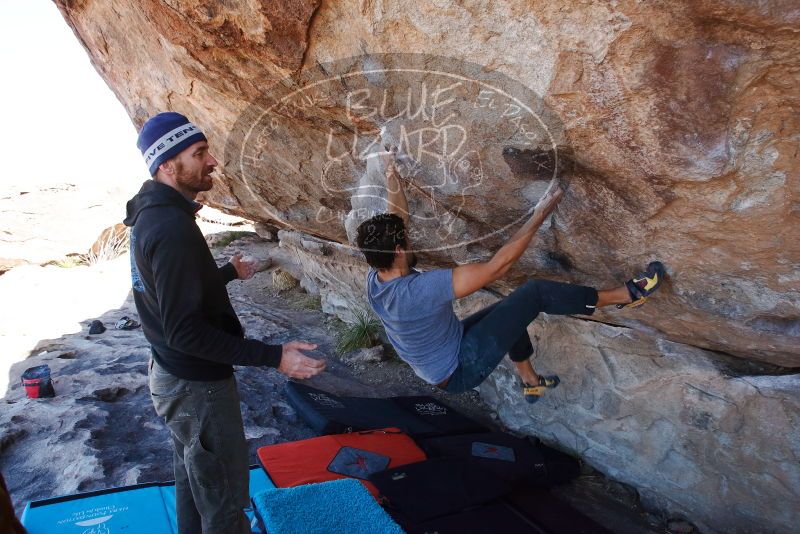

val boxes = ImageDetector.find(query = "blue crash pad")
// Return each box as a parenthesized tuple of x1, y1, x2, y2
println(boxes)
(21, 466, 274, 533)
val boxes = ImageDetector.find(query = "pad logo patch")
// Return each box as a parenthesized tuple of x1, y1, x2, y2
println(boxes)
(414, 402, 447, 416)
(309, 393, 344, 408)
(327, 447, 390, 480)
(471, 442, 516, 462)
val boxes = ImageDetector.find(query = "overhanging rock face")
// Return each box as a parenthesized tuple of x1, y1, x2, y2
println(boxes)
(56, 1, 799, 530)
(56, 0, 800, 367)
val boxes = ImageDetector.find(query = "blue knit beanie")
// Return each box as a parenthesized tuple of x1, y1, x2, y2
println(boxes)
(137, 112, 207, 176)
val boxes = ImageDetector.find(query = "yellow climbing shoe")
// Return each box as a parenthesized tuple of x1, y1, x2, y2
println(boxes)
(617, 261, 666, 309)
(523, 375, 560, 404)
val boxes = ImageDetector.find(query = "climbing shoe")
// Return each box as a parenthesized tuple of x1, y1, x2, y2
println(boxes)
(115, 316, 141, 330)
(523, 375, 560, 404)
(617, 261, 666, 309)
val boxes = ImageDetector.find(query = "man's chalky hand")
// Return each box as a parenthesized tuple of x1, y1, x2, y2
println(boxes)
(230, 252, 258, 280)
(278, 341, 326, 379)
(378, 145, 399, 176)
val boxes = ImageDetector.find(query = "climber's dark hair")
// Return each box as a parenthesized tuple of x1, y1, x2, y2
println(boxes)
(356, 213, 407, 269)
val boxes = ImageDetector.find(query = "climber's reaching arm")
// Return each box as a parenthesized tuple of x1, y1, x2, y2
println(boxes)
(452, 186, 563, 299)
(380, 147, 409, 226)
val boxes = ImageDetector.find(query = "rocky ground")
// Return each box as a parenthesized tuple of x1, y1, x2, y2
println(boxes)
(0, 232, 676, 532)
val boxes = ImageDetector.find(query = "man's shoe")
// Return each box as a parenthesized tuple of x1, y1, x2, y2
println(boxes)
(523, 375, 560, 404)
(617, 261, 666, 309)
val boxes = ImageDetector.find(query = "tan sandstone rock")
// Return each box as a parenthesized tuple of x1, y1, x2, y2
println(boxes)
(54, 0, 799, 367)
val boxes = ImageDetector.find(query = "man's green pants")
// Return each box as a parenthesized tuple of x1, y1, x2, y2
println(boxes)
(149, 359, 250, 534)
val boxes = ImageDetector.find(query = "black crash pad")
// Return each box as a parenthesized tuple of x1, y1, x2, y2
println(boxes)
(369, 457, 512, 522)
(421, 431, 580, 486)
(284, 382, 487, 437)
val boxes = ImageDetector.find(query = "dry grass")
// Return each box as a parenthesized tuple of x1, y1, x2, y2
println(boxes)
(84, 229, 129, 265)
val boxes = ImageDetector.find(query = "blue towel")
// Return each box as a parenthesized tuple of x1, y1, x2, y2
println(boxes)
(252, 479, 404, 534)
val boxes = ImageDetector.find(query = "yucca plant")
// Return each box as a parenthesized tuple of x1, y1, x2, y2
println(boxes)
(335, 307, 383, 354)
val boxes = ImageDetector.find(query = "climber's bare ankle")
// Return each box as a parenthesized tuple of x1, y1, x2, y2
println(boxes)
(596, 285, 631, 307)
(513, 360, 539, 385)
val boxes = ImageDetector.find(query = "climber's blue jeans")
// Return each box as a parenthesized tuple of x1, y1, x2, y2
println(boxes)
(445, 279, 598, 393)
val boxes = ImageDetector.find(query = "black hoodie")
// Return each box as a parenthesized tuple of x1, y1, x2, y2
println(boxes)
(123, 180, 282, 381)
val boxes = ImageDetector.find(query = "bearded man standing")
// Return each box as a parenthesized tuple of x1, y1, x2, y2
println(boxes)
(124, 112, 325, 533)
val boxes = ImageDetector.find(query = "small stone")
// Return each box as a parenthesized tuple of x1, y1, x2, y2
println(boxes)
(343, 345, 385, 364)
(254, 222, 279, 241)
(88, 320, 106, 335)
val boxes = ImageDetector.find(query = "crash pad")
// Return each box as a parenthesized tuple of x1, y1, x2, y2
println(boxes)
(252, 479, 404, 534)
(369, 457, 512, 522)
(421, 431, 580, 486)
(257, 428, 426, 498)
(20, 466, 273, 534)
(285, 381, 487, 437)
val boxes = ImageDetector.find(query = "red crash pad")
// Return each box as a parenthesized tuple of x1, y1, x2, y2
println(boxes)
(257, 428, 426, 498)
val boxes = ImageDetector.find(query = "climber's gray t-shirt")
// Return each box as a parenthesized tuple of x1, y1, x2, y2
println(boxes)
(366, 268, 463, 384)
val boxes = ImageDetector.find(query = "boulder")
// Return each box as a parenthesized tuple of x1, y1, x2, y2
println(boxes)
(53, 0, 800, 366)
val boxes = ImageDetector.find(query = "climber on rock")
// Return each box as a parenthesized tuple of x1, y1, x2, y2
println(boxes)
(356, 147, 666, 402)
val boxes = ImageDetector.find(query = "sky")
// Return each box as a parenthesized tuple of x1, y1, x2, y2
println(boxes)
(0, 0, 147, 189)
